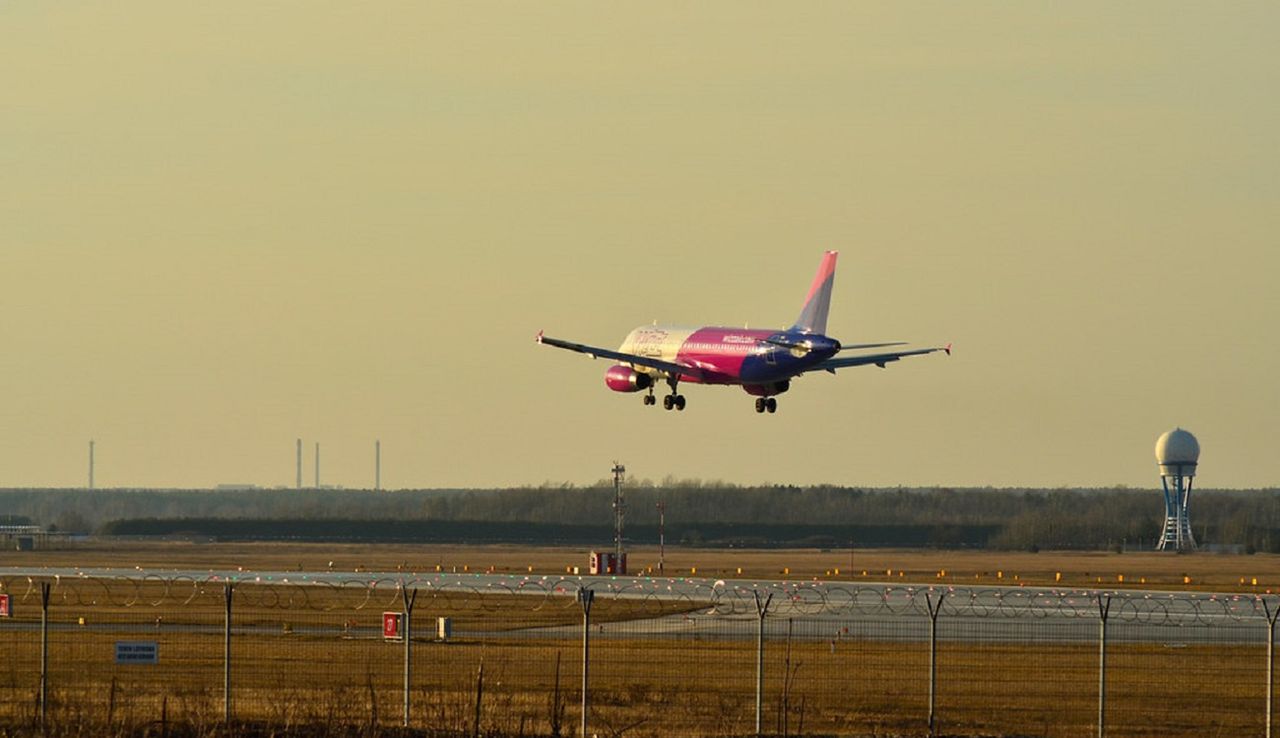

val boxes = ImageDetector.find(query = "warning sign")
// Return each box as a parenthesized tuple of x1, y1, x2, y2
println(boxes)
(383, 612, 403, 640)
(115, 641, 159, 665)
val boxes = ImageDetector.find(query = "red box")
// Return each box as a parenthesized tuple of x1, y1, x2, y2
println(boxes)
(0, 594, 9, 618)
(383, 611, 402, 639)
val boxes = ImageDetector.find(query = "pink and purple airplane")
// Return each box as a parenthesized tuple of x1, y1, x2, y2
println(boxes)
(536, 251, 949, 414)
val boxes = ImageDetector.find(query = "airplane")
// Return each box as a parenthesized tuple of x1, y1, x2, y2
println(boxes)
(536, 251, 949, 414)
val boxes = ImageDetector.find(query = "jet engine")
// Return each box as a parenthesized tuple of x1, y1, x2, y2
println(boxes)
(604, 365, 653, 393)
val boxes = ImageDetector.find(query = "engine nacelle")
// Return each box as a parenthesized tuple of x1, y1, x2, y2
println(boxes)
(742, 380, 790, 397)
(604, 365, 653, 393)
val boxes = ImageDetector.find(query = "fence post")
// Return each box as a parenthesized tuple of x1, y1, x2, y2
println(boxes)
(1264, 598, 1280, 738)
(926, 591, 944, 736)
(402, 586, 418, 727)
(754, 590, 774, 737)
(578, 587, 594, 738)
(1097, 594, 1111, 738)
(39, 581, 50, 728)
(224, 582, 234, 725)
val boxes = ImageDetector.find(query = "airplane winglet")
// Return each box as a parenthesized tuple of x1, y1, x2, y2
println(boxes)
(944, 342, 952, 356)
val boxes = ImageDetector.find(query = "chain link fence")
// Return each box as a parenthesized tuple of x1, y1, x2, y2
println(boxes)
(1, 573, 1277, 737)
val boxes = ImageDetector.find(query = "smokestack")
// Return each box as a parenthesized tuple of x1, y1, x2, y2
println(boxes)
(88, 440, 95, 490)
(375, 440, 381, 491)
(296, 439, 302, 489)
(314, 442, 320, 489)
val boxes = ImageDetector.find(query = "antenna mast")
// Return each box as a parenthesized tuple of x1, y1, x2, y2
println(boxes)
(657, 500, 666, 575)
(611, 462, 626, 564)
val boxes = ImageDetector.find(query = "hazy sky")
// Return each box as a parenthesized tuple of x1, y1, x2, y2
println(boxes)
(2, 3, 1277, 490)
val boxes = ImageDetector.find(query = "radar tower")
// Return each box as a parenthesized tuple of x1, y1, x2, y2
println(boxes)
(1155, 428, 1200, 551)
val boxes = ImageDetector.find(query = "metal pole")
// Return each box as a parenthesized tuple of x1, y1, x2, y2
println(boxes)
(754, 590, 773, 737)
(657, 501, 665, 575)
(224, 583, 234, 724)
(1097, 594, 1111, 738)
(376, 440, 382, 491)
(39, 581, 50, 727)
(612, 462, 626, 567)
(926, 592, 943, 736)
(1265, 598, 1279, 738)
(578, 588, 594, 738)
(402, 586, 417, 727)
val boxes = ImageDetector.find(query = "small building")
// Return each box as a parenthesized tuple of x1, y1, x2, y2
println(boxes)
(0, 525, 67, 551)
(589, 551, 627, 575)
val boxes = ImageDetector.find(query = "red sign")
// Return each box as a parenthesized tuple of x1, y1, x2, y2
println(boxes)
(0, 594, 9, 617)
(383, 611, 402, 640)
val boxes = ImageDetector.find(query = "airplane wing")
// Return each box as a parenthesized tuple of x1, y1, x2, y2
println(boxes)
(808, 344, 951, 373)
(536, 332, 705, 380)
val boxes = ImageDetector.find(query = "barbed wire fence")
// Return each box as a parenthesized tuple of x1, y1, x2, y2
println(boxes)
(1, 573, 1278, 737)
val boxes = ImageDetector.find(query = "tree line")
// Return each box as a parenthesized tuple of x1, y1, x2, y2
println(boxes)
(2, 484, 1279, 550)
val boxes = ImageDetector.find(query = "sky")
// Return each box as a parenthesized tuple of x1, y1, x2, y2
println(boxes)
(2, 3, 1277, 490)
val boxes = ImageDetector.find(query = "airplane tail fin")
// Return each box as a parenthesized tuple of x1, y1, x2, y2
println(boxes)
(791, 250, 838, 335)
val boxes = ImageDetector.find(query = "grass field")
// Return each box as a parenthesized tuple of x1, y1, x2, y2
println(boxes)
(2, 542, 1278, 736)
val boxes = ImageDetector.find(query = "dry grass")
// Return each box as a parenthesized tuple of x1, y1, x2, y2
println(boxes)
(0, 625, 1271, 737)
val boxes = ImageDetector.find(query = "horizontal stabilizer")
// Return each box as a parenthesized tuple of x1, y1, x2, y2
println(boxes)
(810, 344, 950, 373)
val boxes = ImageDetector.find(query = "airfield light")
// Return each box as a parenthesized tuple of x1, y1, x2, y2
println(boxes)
(1155, 428, 1200, 551)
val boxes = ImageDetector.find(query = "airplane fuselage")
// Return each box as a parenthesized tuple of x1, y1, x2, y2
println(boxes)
(619, 325, 840, 391)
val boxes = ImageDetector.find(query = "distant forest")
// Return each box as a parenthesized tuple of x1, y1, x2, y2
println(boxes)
(3, 484, 1280, 551)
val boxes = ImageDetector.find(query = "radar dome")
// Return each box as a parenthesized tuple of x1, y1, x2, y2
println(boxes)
(1155, 428, 1199, 475)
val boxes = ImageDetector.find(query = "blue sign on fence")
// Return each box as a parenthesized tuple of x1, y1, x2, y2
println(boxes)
(115, 641, 159, 665)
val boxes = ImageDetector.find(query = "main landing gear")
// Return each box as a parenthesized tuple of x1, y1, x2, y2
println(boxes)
(644, 378, 686, 411)
(642, 391, 683, 409)
(754, 397, 778, 414)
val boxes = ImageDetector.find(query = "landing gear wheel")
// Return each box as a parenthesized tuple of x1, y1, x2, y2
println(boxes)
(663, 395, 675, 411)
(766, 397, 777, 414)
(675, 395, 686, 411)
(755, 398, 766, 414)
(643, 394, 655, 406)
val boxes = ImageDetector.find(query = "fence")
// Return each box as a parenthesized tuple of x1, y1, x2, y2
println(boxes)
(0, 572, 1278, 737)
